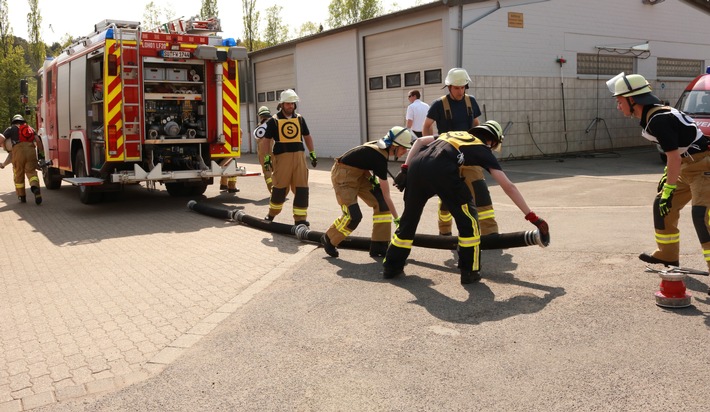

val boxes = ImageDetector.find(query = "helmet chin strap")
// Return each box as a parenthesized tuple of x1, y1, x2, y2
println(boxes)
(626, 96, 636, 113)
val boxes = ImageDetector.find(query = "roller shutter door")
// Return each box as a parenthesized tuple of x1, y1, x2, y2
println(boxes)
(254, 55, 295, 115)
(364, 20, 443, 140)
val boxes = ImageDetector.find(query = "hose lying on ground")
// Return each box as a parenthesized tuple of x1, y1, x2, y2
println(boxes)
(187, 200, 550, 250)
(187, 201, 549, 251)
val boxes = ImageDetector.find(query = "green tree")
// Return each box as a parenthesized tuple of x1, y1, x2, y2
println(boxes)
(327, 0, 382, 29)
(27, 0, 44, 71)
(242, 0, 260, 51)
(200, 0, 218, 19)
(297, 21, 321, 38)
(0, 44, 32, 128)
(0, 0, 12, 57)
(263, 5, 288, 47)
(143, 1, 175, 31)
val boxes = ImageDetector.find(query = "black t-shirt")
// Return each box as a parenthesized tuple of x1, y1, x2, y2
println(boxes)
(426, 95, 482, 133)
(339, 142, 389, 180)
(641, 105, 708, 154)
(424, 132, 502, 173)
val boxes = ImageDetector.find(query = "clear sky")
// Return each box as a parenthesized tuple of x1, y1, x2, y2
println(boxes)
(6, 0, 425, 45)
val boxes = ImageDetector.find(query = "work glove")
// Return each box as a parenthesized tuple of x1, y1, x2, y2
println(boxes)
(369, 175, 380, 190)
(393, 164, 408, 192)
(393, 217, 400, 228)
(37, 151, 45, 161)
(658, 183, 676, 217)
(525, 211, 550, 245)
(263, 154, 272, 172)
(309, 151, 317, 168)
(657, 167, 667, 192)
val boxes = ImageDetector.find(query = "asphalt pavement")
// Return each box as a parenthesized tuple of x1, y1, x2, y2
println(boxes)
(2, 146, 709, 412)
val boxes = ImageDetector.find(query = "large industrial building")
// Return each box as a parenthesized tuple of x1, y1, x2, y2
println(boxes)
(241, 0, 710, 159)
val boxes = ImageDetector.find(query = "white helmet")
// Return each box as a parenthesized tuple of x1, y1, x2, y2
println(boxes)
(471, 120, 504, 151)
(444, 68, 471, 87)
(376, 126, 413, 149)
(279, 89, 299, 103)
(607, 72, 660, 105)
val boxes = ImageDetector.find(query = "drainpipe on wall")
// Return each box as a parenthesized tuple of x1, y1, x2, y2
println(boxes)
(455, 1, 500, 68)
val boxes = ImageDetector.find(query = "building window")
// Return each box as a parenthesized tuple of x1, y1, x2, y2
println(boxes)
(386, 74, 401, 88)
(267, 91, 275, 101)
(404, 72, 421, 87)
(258, 92, 266, 103)
(424, 69, 442, 85)
(577, 53, 634, 76)
(658, 58, 704, 78)
(369, 76, 383, 90)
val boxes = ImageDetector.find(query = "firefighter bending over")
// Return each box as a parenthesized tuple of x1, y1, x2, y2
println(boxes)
(609, 72, 710, 281)
(321, 126, 413, 258)
(2, 115, 44, 205)
(385, 120, 549, 284)
(259, 89, 317, 226)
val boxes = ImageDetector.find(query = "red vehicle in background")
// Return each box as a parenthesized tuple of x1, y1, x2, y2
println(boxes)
(675, 66, 710, 136)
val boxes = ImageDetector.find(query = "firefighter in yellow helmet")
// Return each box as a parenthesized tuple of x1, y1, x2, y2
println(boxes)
(259, 89, 317, 225)
(252, 105, 274, 192)
(386, 120, 549, 284)
(609, 72, 710, 278)
(2, 115, 44, 204)
(321, 126, 412, 258)
(420, 68, 500, 237)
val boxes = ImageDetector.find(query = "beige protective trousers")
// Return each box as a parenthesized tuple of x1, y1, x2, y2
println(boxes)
(325, 162, 392, 246)
(650, 151, 710, 271)
(12, 142, 39, 197)
(438, 165, 498, 236)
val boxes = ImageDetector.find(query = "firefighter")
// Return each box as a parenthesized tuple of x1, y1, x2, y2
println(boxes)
(385, 120, 549, 284)
(421, 68, 500, 237)
(259, 89, 317, 226)
(252, 106, 274, 192)
(321, 126, 413, 258)
(609, 72, 710, 276)
(2, 115, 44, 204)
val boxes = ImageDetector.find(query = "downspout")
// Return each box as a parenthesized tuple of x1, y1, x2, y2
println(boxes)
(455, 1, 501, 68)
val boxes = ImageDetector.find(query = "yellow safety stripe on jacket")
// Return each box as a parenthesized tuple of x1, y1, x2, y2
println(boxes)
(293, 207, 307, 217)
(440, 94, 473, 121)
(438, 131, 486, 151)
(655, 232, 680, 245)
(372, 213, 392, 224)
(477, 209, 495, 221)
(391, 234, 413, 249)
(276, 115, 303, 143)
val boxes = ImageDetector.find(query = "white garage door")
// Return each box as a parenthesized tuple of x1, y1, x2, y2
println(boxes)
(364, 20, 443, 140)
(254, 55, 296, 115)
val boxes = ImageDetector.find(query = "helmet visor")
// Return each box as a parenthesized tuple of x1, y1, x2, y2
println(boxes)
(607, 72, 626, 95)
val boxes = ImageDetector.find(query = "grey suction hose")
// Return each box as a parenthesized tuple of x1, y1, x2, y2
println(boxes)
(187, 201, 549, 250)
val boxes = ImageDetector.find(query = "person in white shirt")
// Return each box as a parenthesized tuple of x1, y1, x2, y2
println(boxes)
(405, 90, 429, 138)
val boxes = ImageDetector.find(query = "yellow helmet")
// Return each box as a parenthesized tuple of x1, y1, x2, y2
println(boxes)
(279, 89, 299, 103)
(376, 126, 413, 149)
(444, 68, 471, 87)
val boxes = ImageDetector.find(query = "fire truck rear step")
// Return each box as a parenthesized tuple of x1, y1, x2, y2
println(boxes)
(63, 177, 106, 186)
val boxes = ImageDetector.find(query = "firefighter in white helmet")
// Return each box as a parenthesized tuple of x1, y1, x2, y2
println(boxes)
(259, 89, 317, 226)
(385, 120, 549, 284)
(2, 114, 44, 204)
(420, 68, 500, 237)
(252, 105, 274, 192)
(321, 126, 412, 258)
(609, 72, 710, 278)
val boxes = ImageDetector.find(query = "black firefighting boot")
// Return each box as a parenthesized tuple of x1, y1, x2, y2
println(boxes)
(382, 265, 403, 279)
(31, 186, 42, 205)
(321, 234, 339, 258)
(18, 195, 26, 203)
(460, 270, 481, 285)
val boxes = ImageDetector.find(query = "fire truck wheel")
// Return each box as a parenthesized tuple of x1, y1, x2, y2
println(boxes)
(42, 166, 62, 190)
(75, 148, 102, 204)
(165, 182, 191, 197)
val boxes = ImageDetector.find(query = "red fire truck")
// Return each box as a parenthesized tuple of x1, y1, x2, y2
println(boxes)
(35, 18, 249, 203)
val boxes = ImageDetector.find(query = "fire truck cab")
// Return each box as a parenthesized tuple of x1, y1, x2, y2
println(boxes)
(675, 66, 710, 136)
(36, 18, 249, 203)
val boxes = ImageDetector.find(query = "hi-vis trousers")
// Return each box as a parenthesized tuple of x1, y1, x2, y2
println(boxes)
(438, 165, 498, 236)
(325, 162, 392, 246)
(650, 151, 710, 271)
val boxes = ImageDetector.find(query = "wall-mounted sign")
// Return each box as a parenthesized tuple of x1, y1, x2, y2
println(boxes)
(508, 12, 524, 28)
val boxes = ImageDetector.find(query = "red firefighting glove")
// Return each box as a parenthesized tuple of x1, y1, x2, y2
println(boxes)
(263, 154, 272, 171)
(393, 164, 408, 192)
(658, 183, 676, 217)
(525, 211, 550, 245)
